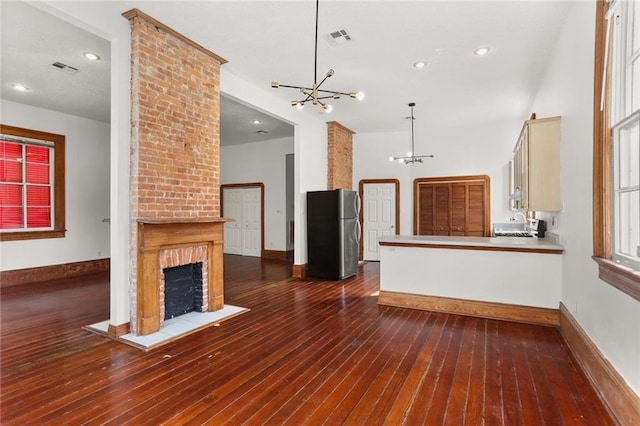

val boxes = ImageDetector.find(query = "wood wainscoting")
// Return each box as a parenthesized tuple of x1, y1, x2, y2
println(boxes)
(0, 258, 110, 288)
(378, 290, 559, 326)
(559, 303, 640, 424)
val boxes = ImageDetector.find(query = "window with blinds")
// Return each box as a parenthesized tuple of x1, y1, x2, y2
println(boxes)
(0, 136, 54, 230)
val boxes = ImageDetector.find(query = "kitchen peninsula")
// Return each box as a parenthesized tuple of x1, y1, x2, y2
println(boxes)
(377, 235, 564, 325)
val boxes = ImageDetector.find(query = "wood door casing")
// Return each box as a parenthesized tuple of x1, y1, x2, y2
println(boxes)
(414, 175, 490, 237)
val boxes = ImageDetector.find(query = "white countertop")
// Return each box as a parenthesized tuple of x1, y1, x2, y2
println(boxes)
(378, 234, 564, 253)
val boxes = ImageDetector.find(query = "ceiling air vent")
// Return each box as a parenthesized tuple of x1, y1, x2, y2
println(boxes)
(49, 62, 80, 74)
(324, 29, 352, 46)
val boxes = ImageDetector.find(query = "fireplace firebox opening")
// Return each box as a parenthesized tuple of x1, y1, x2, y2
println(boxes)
(163, 262, 204, 320)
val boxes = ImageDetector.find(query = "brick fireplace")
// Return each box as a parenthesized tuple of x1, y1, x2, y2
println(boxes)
(123, 9, 228, 335)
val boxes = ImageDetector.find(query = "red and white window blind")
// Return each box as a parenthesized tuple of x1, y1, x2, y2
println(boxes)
(0, 135, 54, 231)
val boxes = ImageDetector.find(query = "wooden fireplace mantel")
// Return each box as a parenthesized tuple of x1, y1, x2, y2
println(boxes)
(136, 217, 230, 335)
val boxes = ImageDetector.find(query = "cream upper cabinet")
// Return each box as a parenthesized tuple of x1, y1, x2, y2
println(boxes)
(511, 116, 561, 212)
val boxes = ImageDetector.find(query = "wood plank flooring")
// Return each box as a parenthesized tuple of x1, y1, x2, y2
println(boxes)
(1, 255, 614, 425)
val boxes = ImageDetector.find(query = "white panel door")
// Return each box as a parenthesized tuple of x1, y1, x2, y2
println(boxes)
(363, 183, 396, 261)
(223, 187, 262, 257)
(223, 188, 243, 255)
(241, 187, 262, 257)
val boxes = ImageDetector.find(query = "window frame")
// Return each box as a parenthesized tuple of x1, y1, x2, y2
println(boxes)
(0, 124, 65, 242)
(611, 111, 640, 268)
(593, 0, 640, 302)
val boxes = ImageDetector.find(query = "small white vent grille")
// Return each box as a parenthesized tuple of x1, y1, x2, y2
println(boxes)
(324, 29, 352, 46)
(49, 62, 80, 74)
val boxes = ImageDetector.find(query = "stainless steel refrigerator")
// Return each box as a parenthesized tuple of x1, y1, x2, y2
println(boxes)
(306, 189, 361, 280)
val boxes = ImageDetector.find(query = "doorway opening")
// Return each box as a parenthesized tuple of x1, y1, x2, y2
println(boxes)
(219, 94, 295, 261)
(358, 179, 400, 261)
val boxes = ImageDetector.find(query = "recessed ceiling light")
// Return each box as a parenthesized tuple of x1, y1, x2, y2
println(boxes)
(474, 47, 491, 56)
(11, 83, 29, 92)
(252, 120, 262, 124)
(413, 61, 427, 69)
(83, 52, 101, 61)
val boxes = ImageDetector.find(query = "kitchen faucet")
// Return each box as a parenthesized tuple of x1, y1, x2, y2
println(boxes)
(510, 212, 526, 223)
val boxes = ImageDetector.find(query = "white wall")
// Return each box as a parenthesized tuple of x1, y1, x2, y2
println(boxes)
(220, 72, 329, 265)
(0, 99, 110, 271)
(354, 120, 520, 235)
(221, 137, 294, 251)
(34, 0, 133, 326)
(529, 2, 640, 395)
(353, 131, 412, 232)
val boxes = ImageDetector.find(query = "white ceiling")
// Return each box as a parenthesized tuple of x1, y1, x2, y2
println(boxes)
(220, 96, 294, 146)
(1, 0, 573, 144)
(1, 1, 111, 123)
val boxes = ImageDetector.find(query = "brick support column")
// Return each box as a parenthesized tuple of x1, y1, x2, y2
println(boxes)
(327, 121, 355, 190)
(123, 8, 227, 334)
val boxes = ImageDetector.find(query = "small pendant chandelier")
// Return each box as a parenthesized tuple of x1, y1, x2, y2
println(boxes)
(271, 0, 364, 113)
(389, 102, 434, 164)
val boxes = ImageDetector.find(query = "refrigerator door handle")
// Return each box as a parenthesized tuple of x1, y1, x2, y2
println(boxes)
(354, 193, 361, 216)
(355, 220, 361, 243)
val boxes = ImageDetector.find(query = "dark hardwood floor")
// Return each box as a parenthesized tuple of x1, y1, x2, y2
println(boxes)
(1, 255, 613, 425)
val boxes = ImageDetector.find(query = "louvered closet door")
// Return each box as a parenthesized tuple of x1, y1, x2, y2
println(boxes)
(415, 175, 489, 237)
(450, 183, 466, 235)
(418, 185, 435, 235)
(433, 184, 450, 235)
(467, 182, 486, 236)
